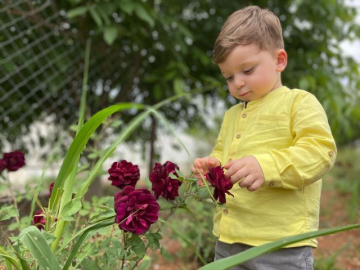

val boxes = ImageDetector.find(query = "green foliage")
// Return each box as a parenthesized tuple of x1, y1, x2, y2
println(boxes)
(2, 0, 359, 153)
(323, 146, 360, 222)
(166, 198, 217, 264)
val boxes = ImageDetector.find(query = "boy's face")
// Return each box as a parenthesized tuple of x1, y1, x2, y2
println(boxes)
(218, 44, 287, 102)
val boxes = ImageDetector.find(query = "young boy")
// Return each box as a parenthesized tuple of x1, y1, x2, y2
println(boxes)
(192, 6, 336, 270)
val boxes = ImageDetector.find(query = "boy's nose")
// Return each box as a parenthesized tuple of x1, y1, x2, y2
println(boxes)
(234, 76, 245, 88)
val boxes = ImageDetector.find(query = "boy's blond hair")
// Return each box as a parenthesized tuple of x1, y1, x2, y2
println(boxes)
(213, 6, 284, 64)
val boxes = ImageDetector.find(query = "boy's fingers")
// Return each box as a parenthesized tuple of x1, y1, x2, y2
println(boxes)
(247, 180, 262, 191)
(223, 159, 236, 169)
(208, 157, 219, 167)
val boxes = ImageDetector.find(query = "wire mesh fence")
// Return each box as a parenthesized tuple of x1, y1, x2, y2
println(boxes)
(0, 0, 119, 152)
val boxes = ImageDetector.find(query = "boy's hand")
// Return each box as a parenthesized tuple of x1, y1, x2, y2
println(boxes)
(224, 156, 265, 191)
(192, 157, 220, 185)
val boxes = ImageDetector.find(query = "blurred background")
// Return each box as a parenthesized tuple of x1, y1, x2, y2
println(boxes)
(0, 0, 359, 269)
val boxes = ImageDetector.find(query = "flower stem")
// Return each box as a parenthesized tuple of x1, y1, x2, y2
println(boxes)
(121, 232, 127, 270)
(1, 173, 20, 225)
(194, 165, 217, 203)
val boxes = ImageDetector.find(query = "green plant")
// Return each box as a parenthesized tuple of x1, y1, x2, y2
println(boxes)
(323, 147, 360, 222)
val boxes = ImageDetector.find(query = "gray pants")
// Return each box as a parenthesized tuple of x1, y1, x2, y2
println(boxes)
(215, 239, 314, 270)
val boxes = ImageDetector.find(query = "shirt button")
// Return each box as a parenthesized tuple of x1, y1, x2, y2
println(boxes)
(228, 158, 233, 162)
(328, 151, 334, 157)
(242, 113, 247, 118)
(236, 134, 241, 139)
(268, 181, 275, 187)
(223, 209, 228, 214)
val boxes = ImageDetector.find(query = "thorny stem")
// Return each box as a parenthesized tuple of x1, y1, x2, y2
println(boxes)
(1, 173, 20, 225)
(121, 232, 127, 270)
(194, 164, 217, 203)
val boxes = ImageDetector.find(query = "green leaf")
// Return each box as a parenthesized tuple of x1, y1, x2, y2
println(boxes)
(139, 255, 152, 270)
(104, 26, 118, 45)
(0, 205, 19, 221)
(150, 109, 190, 156)
(118, 0, 135, 14)
(134, 4, 155, 27)
(145, 232, 162, 249)
(0, 245, 22, 270)
(19, 226, 61, 270)
(89, 7, 102, 26)
(110, 119, 123, 128)
(61, 198, 82, 219)
(173, 78, 183, 95)
(200, 223, 360, 270)
(126, 234, 146, 257)
(67, 6, 89, 18)
(62, 219, 114, 270)
(49, 103, 143, 217)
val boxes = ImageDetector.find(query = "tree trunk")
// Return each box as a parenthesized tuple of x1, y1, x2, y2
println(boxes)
(148, 114, 157, 174)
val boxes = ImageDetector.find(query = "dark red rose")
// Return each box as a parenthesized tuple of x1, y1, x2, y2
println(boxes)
(114, 186, 159, 235)
(32, 210, 46, 230)
(108, 160, 140, 189)
(205, 166, 234, 204)
(0, 159, 6, 173)
(3, 151, 25, 171)
(150, 161, 182, 200)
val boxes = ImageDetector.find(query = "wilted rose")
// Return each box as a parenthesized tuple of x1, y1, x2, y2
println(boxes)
(0, 159, 6, 173)
(114, 186, 159, 235)
(108, 160, 140, 189)
(150, 161, 182, 200)
(2, 151, 25, 171)
(205, 166, 234, 204)
(32, 210, 46, 230)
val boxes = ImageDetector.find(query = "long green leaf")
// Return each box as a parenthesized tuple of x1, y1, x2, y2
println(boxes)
(57, 215, 115, 254)
(63, 219, 115, 270)
(74, 90, 197, 200)
(48, 103, 144, 215)
(0, 246, 21, 270)
(18, 226, 61, 270)
(50, 40, 92, 252)
(200, 223, 360, 270)
(75, 109, 150, 199)
(29, 132, 65, 226)
(149, 109, 190, 156)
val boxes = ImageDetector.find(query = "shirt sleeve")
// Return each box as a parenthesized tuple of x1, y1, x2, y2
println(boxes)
(209, 111, 228, 165)
(253, 93, 337, 189)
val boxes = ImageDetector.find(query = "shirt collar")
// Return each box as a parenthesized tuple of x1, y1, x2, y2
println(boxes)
(244, 86, 289, 109)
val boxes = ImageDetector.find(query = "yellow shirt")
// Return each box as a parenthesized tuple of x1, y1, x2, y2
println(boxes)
(210, 86, 336, 248)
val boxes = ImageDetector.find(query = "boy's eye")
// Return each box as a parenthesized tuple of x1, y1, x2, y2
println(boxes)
(244, 67, 254, 74)
(225, 76, 233, 81)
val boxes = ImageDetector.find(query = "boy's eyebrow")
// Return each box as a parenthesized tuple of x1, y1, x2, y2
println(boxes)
(220, 60, 257, 76)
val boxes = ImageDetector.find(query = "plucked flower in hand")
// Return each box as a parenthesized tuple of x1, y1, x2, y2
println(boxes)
(114, 186, 159, 235)
(205, 166, 234, 204)
(32, 210, 46, 230)
(108, 160, 140, 189)
(2, 151, 25, 172)
(150, 161, 182, 200)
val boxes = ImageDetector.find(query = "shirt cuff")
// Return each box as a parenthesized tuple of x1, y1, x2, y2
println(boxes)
(251, 153, 281, 188)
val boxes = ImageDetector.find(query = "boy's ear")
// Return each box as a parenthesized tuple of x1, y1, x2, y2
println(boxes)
(276, 49, 287, 72)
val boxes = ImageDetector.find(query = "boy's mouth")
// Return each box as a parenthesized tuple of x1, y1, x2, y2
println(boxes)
(240, 91, 250, 97)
